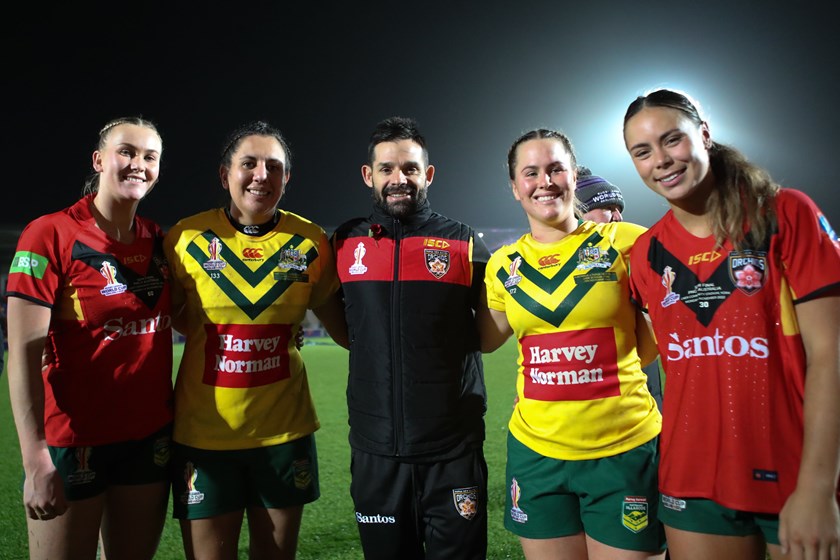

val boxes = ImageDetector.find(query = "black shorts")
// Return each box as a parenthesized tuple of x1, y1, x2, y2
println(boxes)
(47, 423, 171, 501)
(350, 446, 488, 560)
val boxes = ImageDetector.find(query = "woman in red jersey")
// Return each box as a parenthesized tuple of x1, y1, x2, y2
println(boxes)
(6, 117, 173, 560)
(623, 88, 840, 560)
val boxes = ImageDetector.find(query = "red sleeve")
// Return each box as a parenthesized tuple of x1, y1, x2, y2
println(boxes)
(6, 214, 67, 307)
(775, 189, 840, 303)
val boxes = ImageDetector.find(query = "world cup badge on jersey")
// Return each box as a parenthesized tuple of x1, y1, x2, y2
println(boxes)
(425, 249, 450, 279)
(349, 241, 368, 275)
(202, 237, 227, 271)
(728, 250, 767, 295)
(99, 261, 127, 296)
(181, 461, 205, 505)
(66, 447, 96, 485)
(660, 265, 680, 307)
(509, 477, 528, 523)
(504, 256, 523, 290)
(451, 486, 479, 520)
(622, 496, 649, 533)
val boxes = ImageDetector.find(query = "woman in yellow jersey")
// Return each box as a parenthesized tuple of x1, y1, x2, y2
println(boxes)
(477, 129, 664, 560)
(163, 121, 347, 560)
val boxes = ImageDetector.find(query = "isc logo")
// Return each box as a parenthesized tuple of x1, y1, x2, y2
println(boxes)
(423, 239, 450, 249)
(688, 251, 721, 265)
(124, 254, 147, 264)
(242, 248, 264, 259)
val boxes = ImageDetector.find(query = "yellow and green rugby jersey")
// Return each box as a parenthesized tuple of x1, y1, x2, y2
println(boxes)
(164, 208, 339, 450)
(485, 221, 660, 460)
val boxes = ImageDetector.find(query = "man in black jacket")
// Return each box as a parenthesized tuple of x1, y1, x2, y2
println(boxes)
(332, 117, 490, 559)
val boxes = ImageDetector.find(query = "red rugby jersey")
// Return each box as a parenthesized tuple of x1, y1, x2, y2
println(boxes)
(7, 195, 173, 446)
(629, 189, 840, 513)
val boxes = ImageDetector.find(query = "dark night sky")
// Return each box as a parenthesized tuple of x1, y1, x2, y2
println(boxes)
(4, 1, 839, 239)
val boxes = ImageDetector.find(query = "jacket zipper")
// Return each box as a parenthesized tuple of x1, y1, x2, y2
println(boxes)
(391, 218, 404, 456)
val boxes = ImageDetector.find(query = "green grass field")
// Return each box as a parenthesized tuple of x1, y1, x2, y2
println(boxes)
(0, 340, 525, 559)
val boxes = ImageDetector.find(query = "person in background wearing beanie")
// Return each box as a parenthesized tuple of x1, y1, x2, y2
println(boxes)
(576, 166, 663, 411)
(576, 167, 625, 223)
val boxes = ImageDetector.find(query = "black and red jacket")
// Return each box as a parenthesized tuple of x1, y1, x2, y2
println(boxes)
(333, 200, 489, 460)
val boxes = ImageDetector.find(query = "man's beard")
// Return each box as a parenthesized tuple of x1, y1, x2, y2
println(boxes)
(373, 184, 428, 219)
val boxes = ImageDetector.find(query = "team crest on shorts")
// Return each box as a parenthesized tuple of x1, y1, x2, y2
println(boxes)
(293, 459, 312, 490)
(153, 436, 171, 467)
(622, 496, 649, 533)
(452, 486, 479, 520)
(425, 249, 450, 279)
(728, 250, 767, 295)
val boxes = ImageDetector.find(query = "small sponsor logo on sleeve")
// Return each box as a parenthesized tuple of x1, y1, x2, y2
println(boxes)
(819, 214, 838, 242)
(10, 251, 48, 279)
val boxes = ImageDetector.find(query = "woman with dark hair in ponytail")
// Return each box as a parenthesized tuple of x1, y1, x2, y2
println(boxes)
(164, 121, 347, 559)
(624, 89, 840, 560)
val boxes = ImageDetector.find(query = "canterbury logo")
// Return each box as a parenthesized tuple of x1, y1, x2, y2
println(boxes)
(538, 254, 562, 267)
(242, 248, 264, 259)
